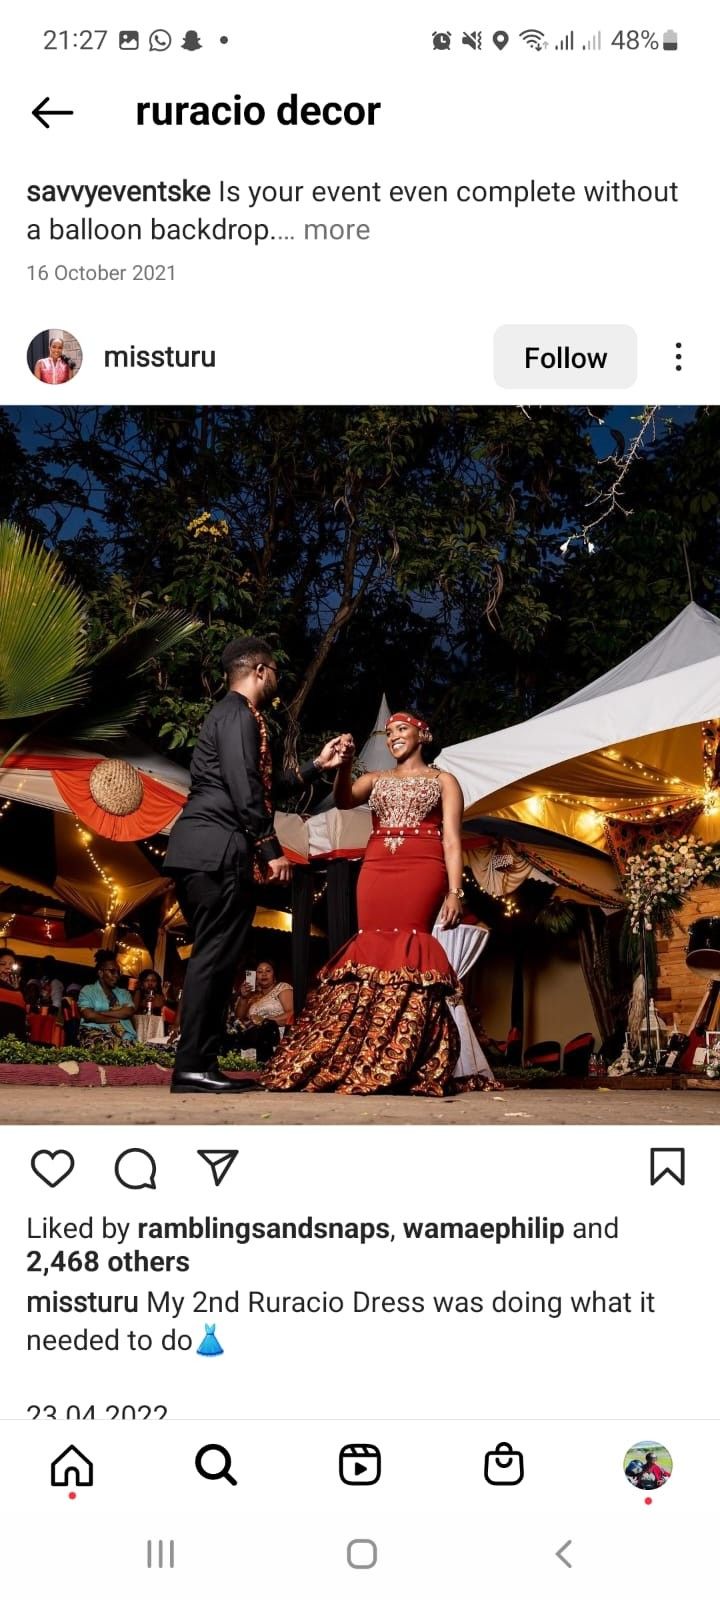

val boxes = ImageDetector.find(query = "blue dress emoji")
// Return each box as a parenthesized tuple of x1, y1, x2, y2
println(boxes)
(197, 1323, 224, 1356)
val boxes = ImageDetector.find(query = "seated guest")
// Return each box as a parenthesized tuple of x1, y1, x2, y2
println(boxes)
(78, 951, 137, 1048)
(40, 955, 65, 1014)
(232, 960, 293, 1063)
(0, 950, 26, 1040)
(161, 979, 180, 1031)
(25, 977, 57, 1046)
(134, 969, 165, 1016)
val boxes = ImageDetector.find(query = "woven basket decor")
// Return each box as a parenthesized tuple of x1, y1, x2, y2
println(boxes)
(89, 759, 144, 816)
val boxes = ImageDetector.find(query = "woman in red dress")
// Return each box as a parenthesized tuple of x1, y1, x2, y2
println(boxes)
(263, 713, 464, 1094)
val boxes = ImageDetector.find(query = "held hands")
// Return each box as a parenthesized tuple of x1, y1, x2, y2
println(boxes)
(315, 733, 355, 770)
(437, 894, 461, 930)
(267, 855, 292, 883)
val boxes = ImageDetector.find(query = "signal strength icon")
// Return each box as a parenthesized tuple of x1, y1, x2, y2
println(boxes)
(555, 30, 575, 50)
(582, 31, 602, 50)
(519, 28, 545, 51)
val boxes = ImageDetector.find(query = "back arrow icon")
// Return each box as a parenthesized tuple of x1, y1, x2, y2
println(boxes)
(556, 1540, 573, 1568)
(33, 97, 74, 129)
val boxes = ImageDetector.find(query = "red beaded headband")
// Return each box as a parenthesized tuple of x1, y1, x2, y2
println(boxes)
(385, 712, 432, 738)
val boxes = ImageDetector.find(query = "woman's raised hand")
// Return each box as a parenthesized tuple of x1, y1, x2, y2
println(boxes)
(316, 734, 355, 769)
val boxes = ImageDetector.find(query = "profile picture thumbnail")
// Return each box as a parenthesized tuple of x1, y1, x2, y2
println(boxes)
(27, 329, 83, 386)
(624, 1441, 673, 1492)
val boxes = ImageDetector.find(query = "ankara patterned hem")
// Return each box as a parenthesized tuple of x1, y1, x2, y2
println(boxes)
(263, 959, 460, 1096)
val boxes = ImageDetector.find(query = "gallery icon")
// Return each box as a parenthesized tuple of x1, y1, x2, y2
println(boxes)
(339, 1443, 382, 1486)
(484, 1440, 524, 1485)
(118, 30, 140, 50)
(51, 1445, 94, 1489)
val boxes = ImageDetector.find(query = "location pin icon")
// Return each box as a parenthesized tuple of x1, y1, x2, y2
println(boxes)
(493, 31, 510, 49)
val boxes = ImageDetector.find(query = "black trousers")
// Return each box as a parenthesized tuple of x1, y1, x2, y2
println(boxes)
(171, 863, 256, 1078)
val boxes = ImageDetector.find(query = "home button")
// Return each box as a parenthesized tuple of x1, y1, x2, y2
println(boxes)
(50, 1444, 94, 1488)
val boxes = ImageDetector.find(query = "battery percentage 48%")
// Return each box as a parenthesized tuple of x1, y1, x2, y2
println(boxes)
(611, 30, 660, 49)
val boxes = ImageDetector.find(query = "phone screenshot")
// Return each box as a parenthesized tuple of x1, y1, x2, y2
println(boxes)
(0, 3, 718, 1595)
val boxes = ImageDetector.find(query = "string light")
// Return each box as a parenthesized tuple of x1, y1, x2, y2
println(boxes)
(0, 912, 16, 941)
(74, 819, 120, 930)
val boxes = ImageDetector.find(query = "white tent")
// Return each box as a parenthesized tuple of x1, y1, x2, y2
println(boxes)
(437, 604, 720, 848)
(277, 694, 392, 862)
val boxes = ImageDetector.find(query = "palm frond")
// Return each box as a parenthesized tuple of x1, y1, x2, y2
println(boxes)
(89, 610, 202, 683)
(0, 521, 88, 719)
(31, 609, 200, 747)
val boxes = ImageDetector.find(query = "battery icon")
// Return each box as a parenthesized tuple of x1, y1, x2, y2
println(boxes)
(663, 30, 678, 50)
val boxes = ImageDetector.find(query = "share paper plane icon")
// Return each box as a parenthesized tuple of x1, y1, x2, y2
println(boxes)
(197, 1149, 239, 1187)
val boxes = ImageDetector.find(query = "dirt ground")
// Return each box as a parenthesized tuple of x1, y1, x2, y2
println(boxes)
(2, 1086, 719, 1126)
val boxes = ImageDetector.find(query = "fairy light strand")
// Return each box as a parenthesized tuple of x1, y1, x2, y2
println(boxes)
(74, 820, 120, 930)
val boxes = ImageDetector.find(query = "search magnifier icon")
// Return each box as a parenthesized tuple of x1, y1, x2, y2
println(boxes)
(195, 1444, 237, 1486)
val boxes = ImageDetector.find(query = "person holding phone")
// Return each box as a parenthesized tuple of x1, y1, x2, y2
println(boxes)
(0, 950, 27, 1040)
(233, 960, 294, 1062)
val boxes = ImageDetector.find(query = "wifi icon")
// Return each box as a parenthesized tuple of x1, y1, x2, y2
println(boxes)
(519, 28, 546, 51)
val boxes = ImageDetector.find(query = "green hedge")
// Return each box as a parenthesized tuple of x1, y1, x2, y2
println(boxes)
(0, 1034, 257, 1072)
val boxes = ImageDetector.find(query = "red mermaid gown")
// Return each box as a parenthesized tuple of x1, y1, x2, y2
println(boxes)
(263, 773, 460, 1094)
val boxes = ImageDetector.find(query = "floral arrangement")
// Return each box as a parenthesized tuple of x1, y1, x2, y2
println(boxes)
(625, 835, 720, 934)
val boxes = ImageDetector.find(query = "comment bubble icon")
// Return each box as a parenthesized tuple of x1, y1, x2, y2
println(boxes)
(114, 1147, 157, 1190)
(149, 29, 172, 52)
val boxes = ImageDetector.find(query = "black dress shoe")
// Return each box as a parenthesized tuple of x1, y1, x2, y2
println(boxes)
(171, 1068, 262, 1094)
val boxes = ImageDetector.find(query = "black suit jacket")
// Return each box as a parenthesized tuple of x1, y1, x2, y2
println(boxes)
(164, 692, 321, 873)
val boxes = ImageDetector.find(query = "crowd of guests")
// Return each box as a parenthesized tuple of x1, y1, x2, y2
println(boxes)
(0, 949, 179, 1049)
(0, 946, 290, 1060)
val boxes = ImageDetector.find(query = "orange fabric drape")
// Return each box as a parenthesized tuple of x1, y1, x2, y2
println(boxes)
(51, 767, 184, 841)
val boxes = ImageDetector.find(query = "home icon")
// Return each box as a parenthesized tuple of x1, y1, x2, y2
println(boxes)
(51, 1444, 94, 1488)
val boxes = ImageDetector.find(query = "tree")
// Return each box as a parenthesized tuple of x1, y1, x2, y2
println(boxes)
(25, 404, 609, 753)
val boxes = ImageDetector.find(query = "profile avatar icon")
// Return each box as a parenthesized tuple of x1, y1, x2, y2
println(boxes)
(624, 1440, 673, 1492)
(197, 1323, 223, 1356)
(433, 31, 451, 51)
(181, 30, 202, 51)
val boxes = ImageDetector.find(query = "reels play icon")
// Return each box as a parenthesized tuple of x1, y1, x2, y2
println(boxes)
(339, 1443, 381, 1486)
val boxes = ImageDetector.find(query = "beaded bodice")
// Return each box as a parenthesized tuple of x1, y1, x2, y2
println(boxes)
(369, 773, 442, 829)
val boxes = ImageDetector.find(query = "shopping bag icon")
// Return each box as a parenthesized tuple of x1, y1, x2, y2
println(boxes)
(484, 1441, 524, 1485)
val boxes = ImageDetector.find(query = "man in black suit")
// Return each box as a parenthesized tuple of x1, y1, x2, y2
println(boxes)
(165, 636, 351, 1093)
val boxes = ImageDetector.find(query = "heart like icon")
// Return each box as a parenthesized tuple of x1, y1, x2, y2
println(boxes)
(31, 1149, 75, 1187)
